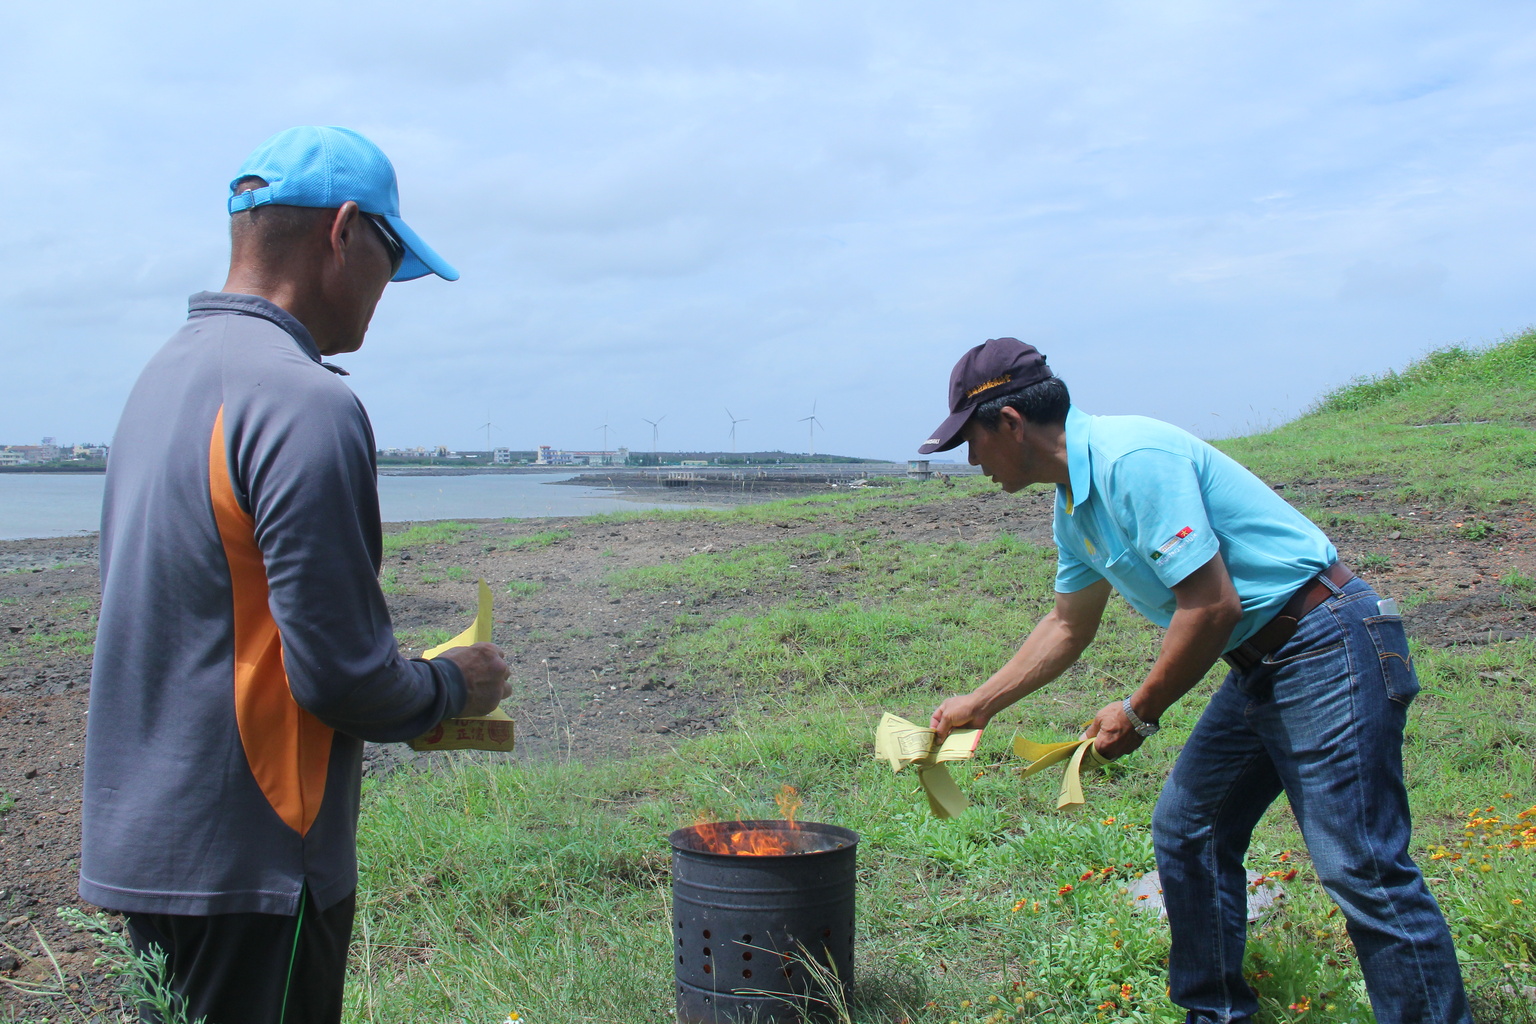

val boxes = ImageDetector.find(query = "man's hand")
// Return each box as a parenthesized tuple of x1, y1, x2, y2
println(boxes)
(931, 692, 992, 740)
(441, 642, 512, 717)
(1084, 700, 1145, 760)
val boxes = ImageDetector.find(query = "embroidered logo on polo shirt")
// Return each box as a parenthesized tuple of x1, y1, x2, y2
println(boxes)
(1149, 526, 1194, 561)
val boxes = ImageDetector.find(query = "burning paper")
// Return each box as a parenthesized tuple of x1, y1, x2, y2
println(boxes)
(873, 713, 982, 818)
(408, 579, 516, 752)
(1014, 735, 1110, 810)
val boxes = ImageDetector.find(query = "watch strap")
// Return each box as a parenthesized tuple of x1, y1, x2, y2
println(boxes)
(1122, 695, 1159, 738)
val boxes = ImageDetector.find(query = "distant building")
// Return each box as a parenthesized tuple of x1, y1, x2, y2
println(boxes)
(6, 445, 56, 464)
(492, 448, 514, 465)
(536, 446, 626, 466)
(0, 449, 27, 466)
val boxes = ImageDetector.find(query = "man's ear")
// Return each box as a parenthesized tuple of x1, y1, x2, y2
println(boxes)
(997, 404, 1027, 438)
(327, 201, 362, 267)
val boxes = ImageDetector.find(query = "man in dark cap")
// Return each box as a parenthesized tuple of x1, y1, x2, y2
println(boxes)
(81, 127, 512, 1022)
(924, 338, 1467, 1024)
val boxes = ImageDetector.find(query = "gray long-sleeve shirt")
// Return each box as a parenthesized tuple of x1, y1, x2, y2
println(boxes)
(80, 292, 466, 916)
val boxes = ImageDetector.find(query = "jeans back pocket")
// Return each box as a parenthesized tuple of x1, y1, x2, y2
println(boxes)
(1363, 614, 1420, 708)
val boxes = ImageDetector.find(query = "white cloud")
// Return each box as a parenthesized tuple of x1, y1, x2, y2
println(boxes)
(1, 2, 1534, 456)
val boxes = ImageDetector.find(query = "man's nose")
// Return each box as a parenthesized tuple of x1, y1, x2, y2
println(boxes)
(967, 445, 979, 466)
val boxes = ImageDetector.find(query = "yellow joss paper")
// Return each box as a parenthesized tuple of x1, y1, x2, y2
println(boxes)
(873, 713, 982, 818)
(1013, 735, 1110, 810)
(409, 580, 515, 753)
(422, 578, 494, 658)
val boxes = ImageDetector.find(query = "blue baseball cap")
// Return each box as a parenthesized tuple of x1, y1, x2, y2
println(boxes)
(228, 126, 459, 283)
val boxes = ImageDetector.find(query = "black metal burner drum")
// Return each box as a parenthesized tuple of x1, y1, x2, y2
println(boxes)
(669, 820, 858, 1023)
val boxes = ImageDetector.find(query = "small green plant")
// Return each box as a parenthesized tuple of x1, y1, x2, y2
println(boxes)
(59, 907, 208, 1024)
(380, 567, 404, 595)
(1460, 519, 1495, 541)
(0, 793, 13, 815)
(1357, 552, 1393, 572)
(445, 565, 468, 582)
(506, 580, 543, 597)
(419, 565, 445, 584)
(1501, 571, 1536, 611)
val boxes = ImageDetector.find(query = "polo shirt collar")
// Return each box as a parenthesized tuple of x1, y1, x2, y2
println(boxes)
(187, 292, 322, 364)
(1063, 404, 1092, 514)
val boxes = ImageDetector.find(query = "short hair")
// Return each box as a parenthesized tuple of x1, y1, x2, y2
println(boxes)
(229, 176, 332, 252)
(972, 376, 1071, 429)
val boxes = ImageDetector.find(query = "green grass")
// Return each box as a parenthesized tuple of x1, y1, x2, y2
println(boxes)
(1502, 571, 1536, 612)
(1, 623, 97, 666)
(342, 503, 1536, 1022)
(346, 634, 1536, 1022)
(1220, 328, 1536, 506)
(382, 521, 481, 554)
(506, 580, 544, 597)
(395, 627, 452, 653)
(380, 567, 404, 595)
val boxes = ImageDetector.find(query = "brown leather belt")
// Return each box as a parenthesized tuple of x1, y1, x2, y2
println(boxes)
(1222, 562, 1355, 673)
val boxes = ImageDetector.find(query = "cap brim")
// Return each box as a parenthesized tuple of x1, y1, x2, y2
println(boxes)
(382, 214, 460, 282)
(917, 407, 973, 455)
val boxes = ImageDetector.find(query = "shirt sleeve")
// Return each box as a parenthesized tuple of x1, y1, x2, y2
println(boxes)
(1106, 448, 1220, 588)
(233, 376, 467, 742)
(1053, 513, 1104, 594)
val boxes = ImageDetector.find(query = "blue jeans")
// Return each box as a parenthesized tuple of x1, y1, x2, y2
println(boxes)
(1152, 577, 1470, 1024)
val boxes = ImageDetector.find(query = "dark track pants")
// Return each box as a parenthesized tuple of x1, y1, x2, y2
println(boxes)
(123, 888, 354, 1024)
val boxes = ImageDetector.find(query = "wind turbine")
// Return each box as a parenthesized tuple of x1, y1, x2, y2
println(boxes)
(597, 421, 610, 459)
(726, 408, 749, 453)
(799, 401, 823, 457)
(643, 414, 666, 456)
(479, 408, 497, 451)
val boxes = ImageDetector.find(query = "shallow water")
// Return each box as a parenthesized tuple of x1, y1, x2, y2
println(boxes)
(0, 472, 710, 540)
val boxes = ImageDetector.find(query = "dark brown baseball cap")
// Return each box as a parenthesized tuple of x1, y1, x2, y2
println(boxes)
(918, 338, 1053, 454)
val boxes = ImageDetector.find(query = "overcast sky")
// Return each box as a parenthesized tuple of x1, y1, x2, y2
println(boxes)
(3, 2, 1533, 461)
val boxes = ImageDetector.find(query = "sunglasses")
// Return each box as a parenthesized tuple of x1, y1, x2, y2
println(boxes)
(366, 214, 405, 275)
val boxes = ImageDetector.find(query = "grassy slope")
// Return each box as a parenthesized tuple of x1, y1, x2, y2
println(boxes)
(1220, 328, 1536, 506)
(345, 336, 1536, 1024)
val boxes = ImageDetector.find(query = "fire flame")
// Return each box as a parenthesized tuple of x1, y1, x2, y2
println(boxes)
(774, 785, 802, 827)
(691, 786, 804, 856)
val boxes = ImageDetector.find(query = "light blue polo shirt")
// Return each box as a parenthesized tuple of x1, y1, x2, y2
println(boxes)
(1052, 406, 1336, 651)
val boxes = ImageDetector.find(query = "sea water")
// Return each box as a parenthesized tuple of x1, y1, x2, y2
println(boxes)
(0, 472, 712, 541)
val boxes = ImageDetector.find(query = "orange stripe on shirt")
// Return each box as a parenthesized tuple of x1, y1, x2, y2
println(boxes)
(208, 406, 333, 836)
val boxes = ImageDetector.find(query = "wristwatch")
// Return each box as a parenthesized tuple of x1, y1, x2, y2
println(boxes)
(1122, 696, 1159, 738)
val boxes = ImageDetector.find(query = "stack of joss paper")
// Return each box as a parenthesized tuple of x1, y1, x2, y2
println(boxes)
(873, 713, 982, 818)
(408, 579, 516, 753)
(874, 713, 1111, 816)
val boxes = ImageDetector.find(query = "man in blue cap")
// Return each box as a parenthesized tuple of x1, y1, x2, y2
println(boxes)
(81, 127, 512, 1021)
(924, 338, 1468, 1024)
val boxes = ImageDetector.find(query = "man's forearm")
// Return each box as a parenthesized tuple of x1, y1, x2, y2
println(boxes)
(971, 610, 1096, 719)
